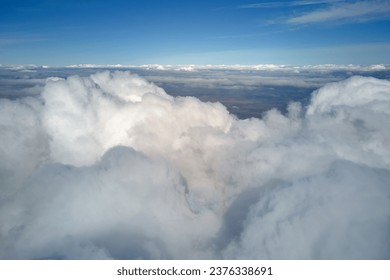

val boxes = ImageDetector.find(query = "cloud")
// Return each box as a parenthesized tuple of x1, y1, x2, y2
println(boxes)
(222, 160, 390, 259)
(240, 0, 390, 26)
(64, 63, 390, 72)
(287, 0, 390, 24)
(1, 71, 390, 259)
(133, 63, 389, 93)
(239, 0, 342, 9)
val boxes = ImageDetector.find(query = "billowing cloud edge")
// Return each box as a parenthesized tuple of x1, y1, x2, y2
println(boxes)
(1, 71, 390, 259)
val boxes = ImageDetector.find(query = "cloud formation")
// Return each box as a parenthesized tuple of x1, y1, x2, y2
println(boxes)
(64, 63, 390, 72)
(0, 71, 390, 259)
(240, 0, 390, 25)
(288, 0, 390, 24)
(239, 0, 343, 9)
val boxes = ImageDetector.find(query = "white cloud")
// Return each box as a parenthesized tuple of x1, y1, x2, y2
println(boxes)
(1, 71, 390, 259)
(0, 64, 39, 70)
(222, 161, 390, 259)
(239, 0, 342, 9)
(66, 64, 129, 69)
(288, 0, 390, 24)
(141, 63, 389, 72)
(135, 63, 389, 90)
(57, 63, 390, 91)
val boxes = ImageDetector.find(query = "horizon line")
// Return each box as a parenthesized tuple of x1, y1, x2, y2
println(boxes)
(1, 63, 389, 71)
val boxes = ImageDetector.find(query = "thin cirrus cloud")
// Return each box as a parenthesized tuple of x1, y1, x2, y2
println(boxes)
(239, 0, 343, 9)
(287, 0, 390, 24)
(240, 0, 390, 25)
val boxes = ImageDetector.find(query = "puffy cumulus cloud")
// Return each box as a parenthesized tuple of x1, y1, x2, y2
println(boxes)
(0, 146, 216, 259)
(0, 71, 390, 259)
(0, 97, 50, 194)
(306, 76, 390, 168)
(221, 160, 390, 259)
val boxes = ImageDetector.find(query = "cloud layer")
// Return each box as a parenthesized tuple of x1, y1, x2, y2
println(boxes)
(1, 71, 390, 259)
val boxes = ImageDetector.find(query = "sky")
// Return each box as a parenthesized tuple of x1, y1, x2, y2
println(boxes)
(1, 0, 390, 262)
(0, 0, 390, 66)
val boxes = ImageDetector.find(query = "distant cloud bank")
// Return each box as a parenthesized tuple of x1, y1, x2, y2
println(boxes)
(63, 63, 390, 72)
(2, 63, 388, 72)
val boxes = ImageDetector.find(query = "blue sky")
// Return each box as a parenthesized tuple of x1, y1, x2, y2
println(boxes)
(0, 0, 389, 66)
